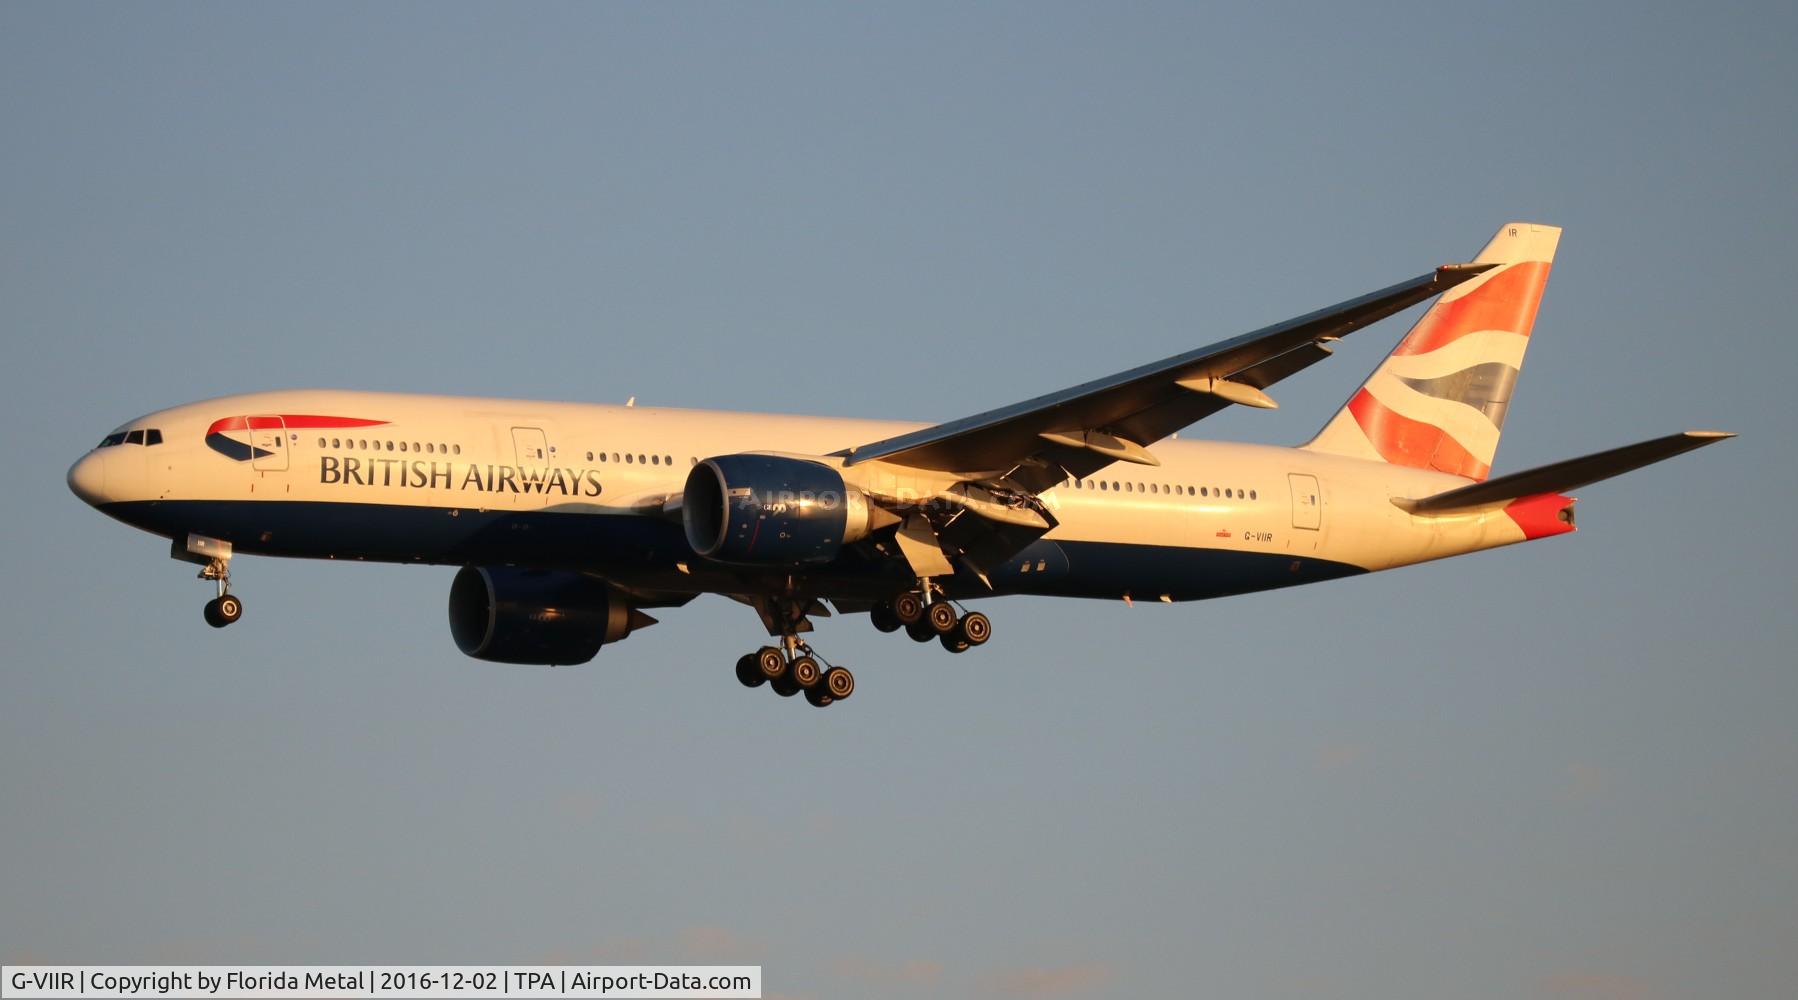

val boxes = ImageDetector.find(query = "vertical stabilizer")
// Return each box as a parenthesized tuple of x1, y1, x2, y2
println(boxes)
(1303, 222, 1561, 481)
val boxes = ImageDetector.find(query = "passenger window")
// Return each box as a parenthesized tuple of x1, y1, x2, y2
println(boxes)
(399, 441, 408, 452)
(1099, 481, 1108, 491)
(637, 454, 646, 464)
(453, 444, 461, 455)
(625, 454, 634, 464)
(651, 454, 660, 466)
(665, 455, 673, 466)
(1250, 490, 1257, 500)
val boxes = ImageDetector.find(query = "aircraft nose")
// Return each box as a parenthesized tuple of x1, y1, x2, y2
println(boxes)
(67, 450, 107, 506)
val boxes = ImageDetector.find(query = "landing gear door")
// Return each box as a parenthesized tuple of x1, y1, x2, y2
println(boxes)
(1289, 473, 1322, 530)
(249, 415, 288, 472)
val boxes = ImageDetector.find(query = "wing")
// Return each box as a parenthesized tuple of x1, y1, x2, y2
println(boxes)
(843, 263, 1495, 492)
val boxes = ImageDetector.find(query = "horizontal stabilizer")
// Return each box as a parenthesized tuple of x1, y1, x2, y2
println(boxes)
(1393, 430, 1734, 514)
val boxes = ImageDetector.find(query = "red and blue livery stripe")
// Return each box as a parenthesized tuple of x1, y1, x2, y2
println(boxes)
(205, 414, 388, 462)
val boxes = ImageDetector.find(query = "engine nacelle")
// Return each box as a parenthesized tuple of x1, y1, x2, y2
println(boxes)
(683, 454, 872, 565)
(447, 566, 650, 665)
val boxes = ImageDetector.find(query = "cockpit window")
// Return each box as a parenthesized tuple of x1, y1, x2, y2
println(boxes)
(97, 428, 164, 448)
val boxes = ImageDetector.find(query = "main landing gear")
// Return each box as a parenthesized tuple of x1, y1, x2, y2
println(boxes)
(869, 586, 991, 654)
(734, 638, 855, 709)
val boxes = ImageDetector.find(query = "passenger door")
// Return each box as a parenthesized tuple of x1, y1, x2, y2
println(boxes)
(1288, 473, 1322, 530)
(249, 415, 288, 472)
(511, 426, 549, 466)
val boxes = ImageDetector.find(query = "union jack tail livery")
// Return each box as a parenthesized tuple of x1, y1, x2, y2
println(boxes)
(1305, 222, 1561, 481)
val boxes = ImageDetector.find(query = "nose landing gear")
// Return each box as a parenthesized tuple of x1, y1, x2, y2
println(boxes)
(199, 557, 243, 628)
(177, 535, 243, 629)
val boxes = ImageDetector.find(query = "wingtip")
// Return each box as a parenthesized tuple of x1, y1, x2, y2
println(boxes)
(1684, 430, 1737, 441)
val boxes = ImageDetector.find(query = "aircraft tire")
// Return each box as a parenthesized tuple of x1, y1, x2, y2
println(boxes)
(892, 592, 925, 625)
(771, 675, 800, 698)
(803, 686, 834, 708)
(939, 632, 970, 654)
(958, 611, 991, 645)
(905, 620, 935, 643)
(927, 601, 958, 635)
(755, 646, 787, 681)
(735, 654, 766, 688)
(823, 666, 855, 700)
(790, 656, 822, 689)
(216, 594, 242, 625)
(870, 602, 902, 633)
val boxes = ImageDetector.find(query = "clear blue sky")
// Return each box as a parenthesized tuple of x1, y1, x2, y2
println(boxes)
(3, 3, 1794, 998)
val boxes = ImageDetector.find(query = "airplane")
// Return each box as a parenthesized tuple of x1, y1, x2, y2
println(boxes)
(67, 222, 1732, 707)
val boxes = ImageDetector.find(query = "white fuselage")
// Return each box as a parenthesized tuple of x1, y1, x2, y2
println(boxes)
(68, 389, 1564, 606)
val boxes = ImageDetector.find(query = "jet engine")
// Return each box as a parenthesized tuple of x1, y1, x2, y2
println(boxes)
(447, 566, 652, 665)
(683, 454, 873, 565)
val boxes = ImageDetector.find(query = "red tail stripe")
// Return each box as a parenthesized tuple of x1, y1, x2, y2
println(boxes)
(206, 414, 390, 436)
(1503, 492, 1577, 540)
(1393, 261, 1552, 357)
(1346, 389, 1491, 481)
